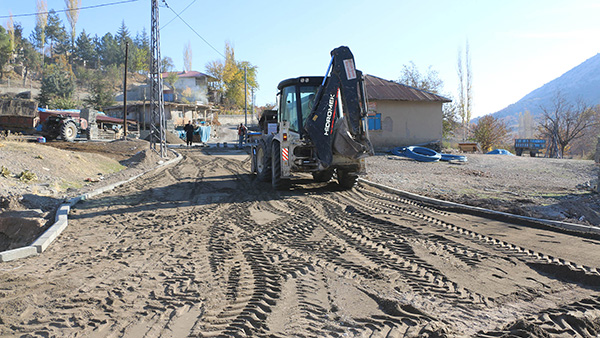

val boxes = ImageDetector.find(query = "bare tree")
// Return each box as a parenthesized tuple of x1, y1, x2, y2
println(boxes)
(64, 0, 81, 51)
(472, 114, 510, 152)
(538, 92, 598, 158)
(398, 61, 442, 93)
(457, 40, 473, 140)
(183, 41, 192, 72)
(35, 0, 48, 55)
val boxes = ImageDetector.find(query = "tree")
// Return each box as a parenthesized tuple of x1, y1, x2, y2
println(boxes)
(164, 71, 179, 98)
(64, 0, 81, 51)
(74, 29, 95, 67)
(38, 55, 76, 108)
(161, 56, 175, 73)
(45, 10, 68, 58)
(84, 71, 115, 111)
(183, 41, 192, 72)
(398, 61, 443, 93)
(471, 114, 510, 152)
(205, 42, 258, 109)
(15, 23, 42, 84)
(457, 40, 473, 140)
(96, 33, 119, 66)
(132, 28, 149, 73)
(33, 0, 48, 55)
(6, 13, 15, 63)
(115, 20, 132, 65)
(538, 93, 599, 158)
(0, 27, 12, 79)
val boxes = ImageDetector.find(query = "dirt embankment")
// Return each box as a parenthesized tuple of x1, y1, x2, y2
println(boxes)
(0, 150, 599, 337)
(0, 138, 169, 251)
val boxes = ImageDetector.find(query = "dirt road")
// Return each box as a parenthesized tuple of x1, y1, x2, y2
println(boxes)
(1, 149, 599, 337)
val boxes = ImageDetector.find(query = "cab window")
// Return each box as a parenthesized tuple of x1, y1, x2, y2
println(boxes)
(280, 86, 299, 132)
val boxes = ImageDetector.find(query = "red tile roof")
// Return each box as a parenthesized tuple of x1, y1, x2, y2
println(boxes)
(364, 74, 451, 102)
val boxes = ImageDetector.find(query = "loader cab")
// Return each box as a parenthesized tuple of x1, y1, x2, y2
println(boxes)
(277, 76, 323, 137)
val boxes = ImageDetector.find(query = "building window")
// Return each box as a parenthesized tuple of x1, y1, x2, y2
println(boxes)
(368, 113, 381, 130)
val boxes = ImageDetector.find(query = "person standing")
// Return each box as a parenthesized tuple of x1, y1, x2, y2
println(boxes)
(184, 121, 195, 147)
(237, 123, 247, 148)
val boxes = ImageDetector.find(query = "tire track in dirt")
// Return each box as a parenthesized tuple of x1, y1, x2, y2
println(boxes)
(1, 150, 599, 337)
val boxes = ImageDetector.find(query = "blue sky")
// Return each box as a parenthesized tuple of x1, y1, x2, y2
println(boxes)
(2, 0, 599, 117)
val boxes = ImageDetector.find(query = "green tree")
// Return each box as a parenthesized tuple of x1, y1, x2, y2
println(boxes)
(74, 29, 95, 68)
(45, 10, 68, 58)
(38, 55, 76, 108)
(132, 28, 149, 73)
(471, 114, 510, 152)
(15, 23, 42, 84)
(96, 32, 119, 66)
(205, 42, 258, 109)
(116, 20, 132, 66)
(0, 26, 12, 79)
(84, 72, 115, 111)
(161, 56, 175, 73)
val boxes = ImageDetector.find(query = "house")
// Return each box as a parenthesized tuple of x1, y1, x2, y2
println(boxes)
(364, 74, 451, 150)
(104, 101, 215, 137)
(161, 71, 218, 104)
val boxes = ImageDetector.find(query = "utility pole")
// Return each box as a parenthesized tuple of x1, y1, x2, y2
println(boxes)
(251, 87, 254, 121)
(123, 41, 128, 139)
(244, 66, 247, 126)
(150, 0, 166, 157)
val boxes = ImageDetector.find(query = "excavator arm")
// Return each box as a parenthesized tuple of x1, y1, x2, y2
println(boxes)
(305, 46, 374, 168)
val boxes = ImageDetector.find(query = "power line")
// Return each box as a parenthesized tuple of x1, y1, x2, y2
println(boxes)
(163, 0, 225, 59)
(0, 0, 139, 19)
(160, 0, 196, 31)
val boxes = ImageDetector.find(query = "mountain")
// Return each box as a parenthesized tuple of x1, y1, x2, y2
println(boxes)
(490, 53, 600, 128)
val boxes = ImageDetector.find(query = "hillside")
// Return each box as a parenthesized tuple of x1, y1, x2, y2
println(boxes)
(492, 53, 600, 127)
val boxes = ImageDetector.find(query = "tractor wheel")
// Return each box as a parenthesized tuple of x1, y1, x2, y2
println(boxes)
(337, 169, 358, 190)
(256, 142, 271, 182)
(312, 169, 334, 182)
(271, 142, 289, 190)
(60, 121, 78, 142)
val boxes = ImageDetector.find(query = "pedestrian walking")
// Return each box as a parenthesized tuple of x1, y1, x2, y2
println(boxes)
(237, 123, 247, 148)
(184, 121, 195, 147)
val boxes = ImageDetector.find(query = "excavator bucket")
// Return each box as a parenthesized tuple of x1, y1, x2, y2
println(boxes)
(305, 46, 374, 168)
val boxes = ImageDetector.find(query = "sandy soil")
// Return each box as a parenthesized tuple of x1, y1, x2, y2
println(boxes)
(365, 153, 600, 226)
(0, 138, 170, 251)
(0, 148, 599, 337)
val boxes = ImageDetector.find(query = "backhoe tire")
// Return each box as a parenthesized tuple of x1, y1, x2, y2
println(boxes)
(337, 169, 358, 190)
(255, 142, 271, 182)
(312, 169, 334, 182)
(271, 142, 289, 190)
(60, 121, 77, 142)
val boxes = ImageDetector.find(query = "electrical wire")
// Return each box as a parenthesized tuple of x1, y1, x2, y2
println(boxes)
(0, 0, 139, 19)
(162, 0, 225, 59)
(160, 0, 196, 30)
